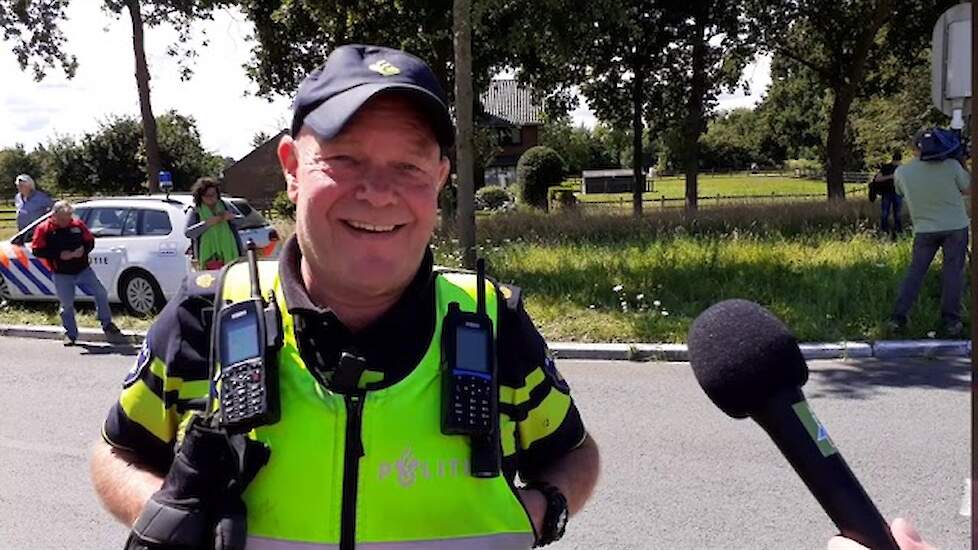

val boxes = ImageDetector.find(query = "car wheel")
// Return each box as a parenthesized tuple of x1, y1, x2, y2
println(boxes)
(0, 276, 10, 301)
(120, 270, 164, 315)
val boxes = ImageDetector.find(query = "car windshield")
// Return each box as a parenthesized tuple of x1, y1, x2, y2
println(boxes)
(230, 199, 268, 229)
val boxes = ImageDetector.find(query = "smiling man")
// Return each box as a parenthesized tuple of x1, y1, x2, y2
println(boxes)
(91, 44, 599, 550)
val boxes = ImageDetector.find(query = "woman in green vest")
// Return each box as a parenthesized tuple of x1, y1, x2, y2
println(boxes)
(185, 177, 243, 270)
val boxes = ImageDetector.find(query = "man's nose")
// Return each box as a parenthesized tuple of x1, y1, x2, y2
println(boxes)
(355, 169, 398, 207)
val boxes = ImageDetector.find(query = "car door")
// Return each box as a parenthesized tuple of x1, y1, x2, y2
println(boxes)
(229, 199, 280, 257)
(85, 207, 133, 298)
(0, 215, 56, 301)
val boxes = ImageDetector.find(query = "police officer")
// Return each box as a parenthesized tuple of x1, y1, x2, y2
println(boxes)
(91, 44, 599, 549)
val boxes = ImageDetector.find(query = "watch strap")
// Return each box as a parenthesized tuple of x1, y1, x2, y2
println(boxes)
(525, 481, 568, 547)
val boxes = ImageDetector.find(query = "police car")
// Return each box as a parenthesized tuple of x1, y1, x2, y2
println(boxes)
(0, 195, 280, 315)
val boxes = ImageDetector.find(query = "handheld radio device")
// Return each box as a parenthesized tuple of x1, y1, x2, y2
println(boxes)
(441, 258, 499, 477)
(211, 241, 282, 433)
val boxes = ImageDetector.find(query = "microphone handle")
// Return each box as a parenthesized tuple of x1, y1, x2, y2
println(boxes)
(752, 389, 899, 550)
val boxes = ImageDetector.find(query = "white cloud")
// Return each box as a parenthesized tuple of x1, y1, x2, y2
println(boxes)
(0, 4, 291, 159)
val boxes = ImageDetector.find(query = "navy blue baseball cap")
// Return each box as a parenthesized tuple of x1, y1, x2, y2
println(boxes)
(290, 44, 454, 149)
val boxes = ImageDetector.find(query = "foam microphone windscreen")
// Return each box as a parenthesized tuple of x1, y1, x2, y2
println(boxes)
(687, 299, 808, 418)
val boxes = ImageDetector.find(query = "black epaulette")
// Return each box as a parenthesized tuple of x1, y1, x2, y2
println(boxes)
(498, 283, 523, 313)
(184, 270, 221, 299)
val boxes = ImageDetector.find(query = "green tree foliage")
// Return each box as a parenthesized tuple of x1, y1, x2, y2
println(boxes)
(156, 112, 224, 190)
(251, 131, 271, 149)
(699, 109, 766, 170)
(474, 185, 513, 211)
(271, 190, 295, 220)
(655, 1, 757, 210)
(80, 116, 146, 194)
(510, 0, 687, 216)
(538, 118, 618, 175)
(26, 111, 221, 195)
(237, 0, 521, 101)
(851, 56, 947, 169)
(745, 0, 959, 199)
(32, 136, 88, 193)
(1, 0, 232, 192)
(516, 146, 565, 209)
(0, 145, 42, 192)
(753, 55, 828, 164)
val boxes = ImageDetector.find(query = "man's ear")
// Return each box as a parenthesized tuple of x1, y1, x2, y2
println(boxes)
(435, 156, 450, 194)
(277, 134, 300, 204)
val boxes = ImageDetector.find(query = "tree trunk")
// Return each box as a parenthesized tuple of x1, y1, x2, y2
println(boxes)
(453, 0, 476, 269)
(822, 0, 892, 202)
(126, 0, 160, 194)
(631, 68, 644, 218)
(683, 10, 709, 212)
(824, 86, 855, 201)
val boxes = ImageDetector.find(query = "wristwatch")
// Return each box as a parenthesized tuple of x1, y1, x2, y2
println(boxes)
(525, 481, 569, 547)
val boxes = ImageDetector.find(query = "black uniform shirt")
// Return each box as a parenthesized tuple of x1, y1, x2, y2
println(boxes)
(102, 237, 587, 480)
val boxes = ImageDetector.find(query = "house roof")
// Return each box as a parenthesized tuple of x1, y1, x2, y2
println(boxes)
(224, 129, 287, 175)
(480, 79, 542, 127)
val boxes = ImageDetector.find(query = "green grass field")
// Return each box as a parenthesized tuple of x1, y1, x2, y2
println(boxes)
(432, 201, 972, 343)
(447, 234, 967, 343)
(576, 175, 867, 203)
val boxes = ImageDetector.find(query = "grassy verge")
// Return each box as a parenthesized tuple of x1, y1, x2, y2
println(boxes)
(2, 200, 970, 343)
(432, 201, 971, 342)
(0, 301, 155, 332)
(578, 176, 867, 203)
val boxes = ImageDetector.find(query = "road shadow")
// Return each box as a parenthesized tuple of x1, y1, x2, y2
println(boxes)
(76, 342, 139, 357)
(806, 357, 971, 400)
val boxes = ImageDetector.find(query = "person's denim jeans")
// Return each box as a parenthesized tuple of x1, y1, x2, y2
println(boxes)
(53, 267, 113, 339)
(880, 193, 902, 235)
(892, 228, 970, 325)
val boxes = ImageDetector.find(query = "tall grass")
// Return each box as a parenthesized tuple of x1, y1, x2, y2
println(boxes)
(433, 201, 971, 342)
(4, 201, 968, 343)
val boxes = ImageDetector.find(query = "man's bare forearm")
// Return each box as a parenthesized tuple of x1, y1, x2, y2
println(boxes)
(90, 440, 164, 527)
(530, 434, 600, 515)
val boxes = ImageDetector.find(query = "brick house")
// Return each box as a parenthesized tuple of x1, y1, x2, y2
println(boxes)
(221, 130, 287, 209)
(479, 79, 543, 187)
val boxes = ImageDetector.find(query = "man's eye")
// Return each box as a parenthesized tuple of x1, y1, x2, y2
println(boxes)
(397, 163, 421, 173)
(328, 155, 357, 164)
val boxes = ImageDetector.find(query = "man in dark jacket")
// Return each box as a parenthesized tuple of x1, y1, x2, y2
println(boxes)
(31, 200, 120, 344)
(870, 152, 904, 238)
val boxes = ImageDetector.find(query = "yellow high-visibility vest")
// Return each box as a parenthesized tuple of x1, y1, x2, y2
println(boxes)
(219, 260, 535, 549)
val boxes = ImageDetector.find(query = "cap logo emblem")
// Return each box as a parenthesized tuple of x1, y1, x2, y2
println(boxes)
(368, 60, 401, 76)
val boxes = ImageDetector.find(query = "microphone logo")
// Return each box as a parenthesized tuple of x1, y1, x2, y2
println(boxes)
(791, 401, 838, 457)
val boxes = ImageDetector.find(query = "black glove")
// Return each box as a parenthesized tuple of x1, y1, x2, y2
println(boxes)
(125, 414, 269, 550)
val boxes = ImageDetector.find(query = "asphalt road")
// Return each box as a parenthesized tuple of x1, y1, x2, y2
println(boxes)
(0, 337, 969, 550)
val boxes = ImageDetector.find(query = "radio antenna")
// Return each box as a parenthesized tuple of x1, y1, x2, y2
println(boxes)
(246, 239, 262, 304)
(476, 257, 486, 316)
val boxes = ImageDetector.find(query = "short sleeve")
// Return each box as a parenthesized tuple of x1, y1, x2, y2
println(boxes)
(496, 284, 587, 479)
(101, 280, 214, 471)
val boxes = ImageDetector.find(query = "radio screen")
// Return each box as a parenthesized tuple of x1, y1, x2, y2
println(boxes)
(221, 310, 261, 365)
(455, 325, 489, 373)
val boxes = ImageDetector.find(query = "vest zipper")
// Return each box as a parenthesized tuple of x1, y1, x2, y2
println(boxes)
(340, 391, 365, 550)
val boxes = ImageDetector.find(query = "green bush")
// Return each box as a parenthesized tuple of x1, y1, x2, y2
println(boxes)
(271, 190, 296, 220)
(552, 189, 578, 209)
(475, 185, 514, 211)
(517, 146, 566, 209)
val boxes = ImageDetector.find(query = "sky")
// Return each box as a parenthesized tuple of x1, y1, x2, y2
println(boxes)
(0, 4, 772, 160)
